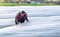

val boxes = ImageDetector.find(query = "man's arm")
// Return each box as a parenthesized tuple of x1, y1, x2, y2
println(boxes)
(25, 14, 29, 22)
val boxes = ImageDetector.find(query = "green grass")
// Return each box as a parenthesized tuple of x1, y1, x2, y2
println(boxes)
(0, 3, 59, 6)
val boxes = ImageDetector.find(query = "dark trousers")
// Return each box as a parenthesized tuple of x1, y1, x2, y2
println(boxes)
(15, 18, 25, 25)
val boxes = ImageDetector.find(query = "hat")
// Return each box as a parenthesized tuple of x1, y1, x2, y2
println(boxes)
(21, 11, 25, 14)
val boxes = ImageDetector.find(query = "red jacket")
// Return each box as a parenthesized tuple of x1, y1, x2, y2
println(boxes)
(15, 12, 28, 21)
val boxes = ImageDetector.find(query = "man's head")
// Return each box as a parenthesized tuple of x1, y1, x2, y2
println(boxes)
(22, 11, 25, 14)
(21, 11, 26, 16)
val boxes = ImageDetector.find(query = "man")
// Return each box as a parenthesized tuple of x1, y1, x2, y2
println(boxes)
(15, 11, 29, 25)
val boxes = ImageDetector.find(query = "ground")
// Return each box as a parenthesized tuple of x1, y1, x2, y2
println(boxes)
(0, 6, 60, 37)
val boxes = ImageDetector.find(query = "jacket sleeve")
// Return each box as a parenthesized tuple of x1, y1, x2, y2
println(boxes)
(15, 12, 21, 19)
(25, 14, 29, 22)
(15, 14, 18, 20)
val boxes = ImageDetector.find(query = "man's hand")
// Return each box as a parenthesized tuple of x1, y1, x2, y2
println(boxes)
(27, 20, 30, 22)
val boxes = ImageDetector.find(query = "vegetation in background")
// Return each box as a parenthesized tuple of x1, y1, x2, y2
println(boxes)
(0, 0, 60, 6)
(0, 3, 59, 6)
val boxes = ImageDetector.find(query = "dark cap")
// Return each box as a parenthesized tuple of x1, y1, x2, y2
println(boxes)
(21, 11, 25, 14)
